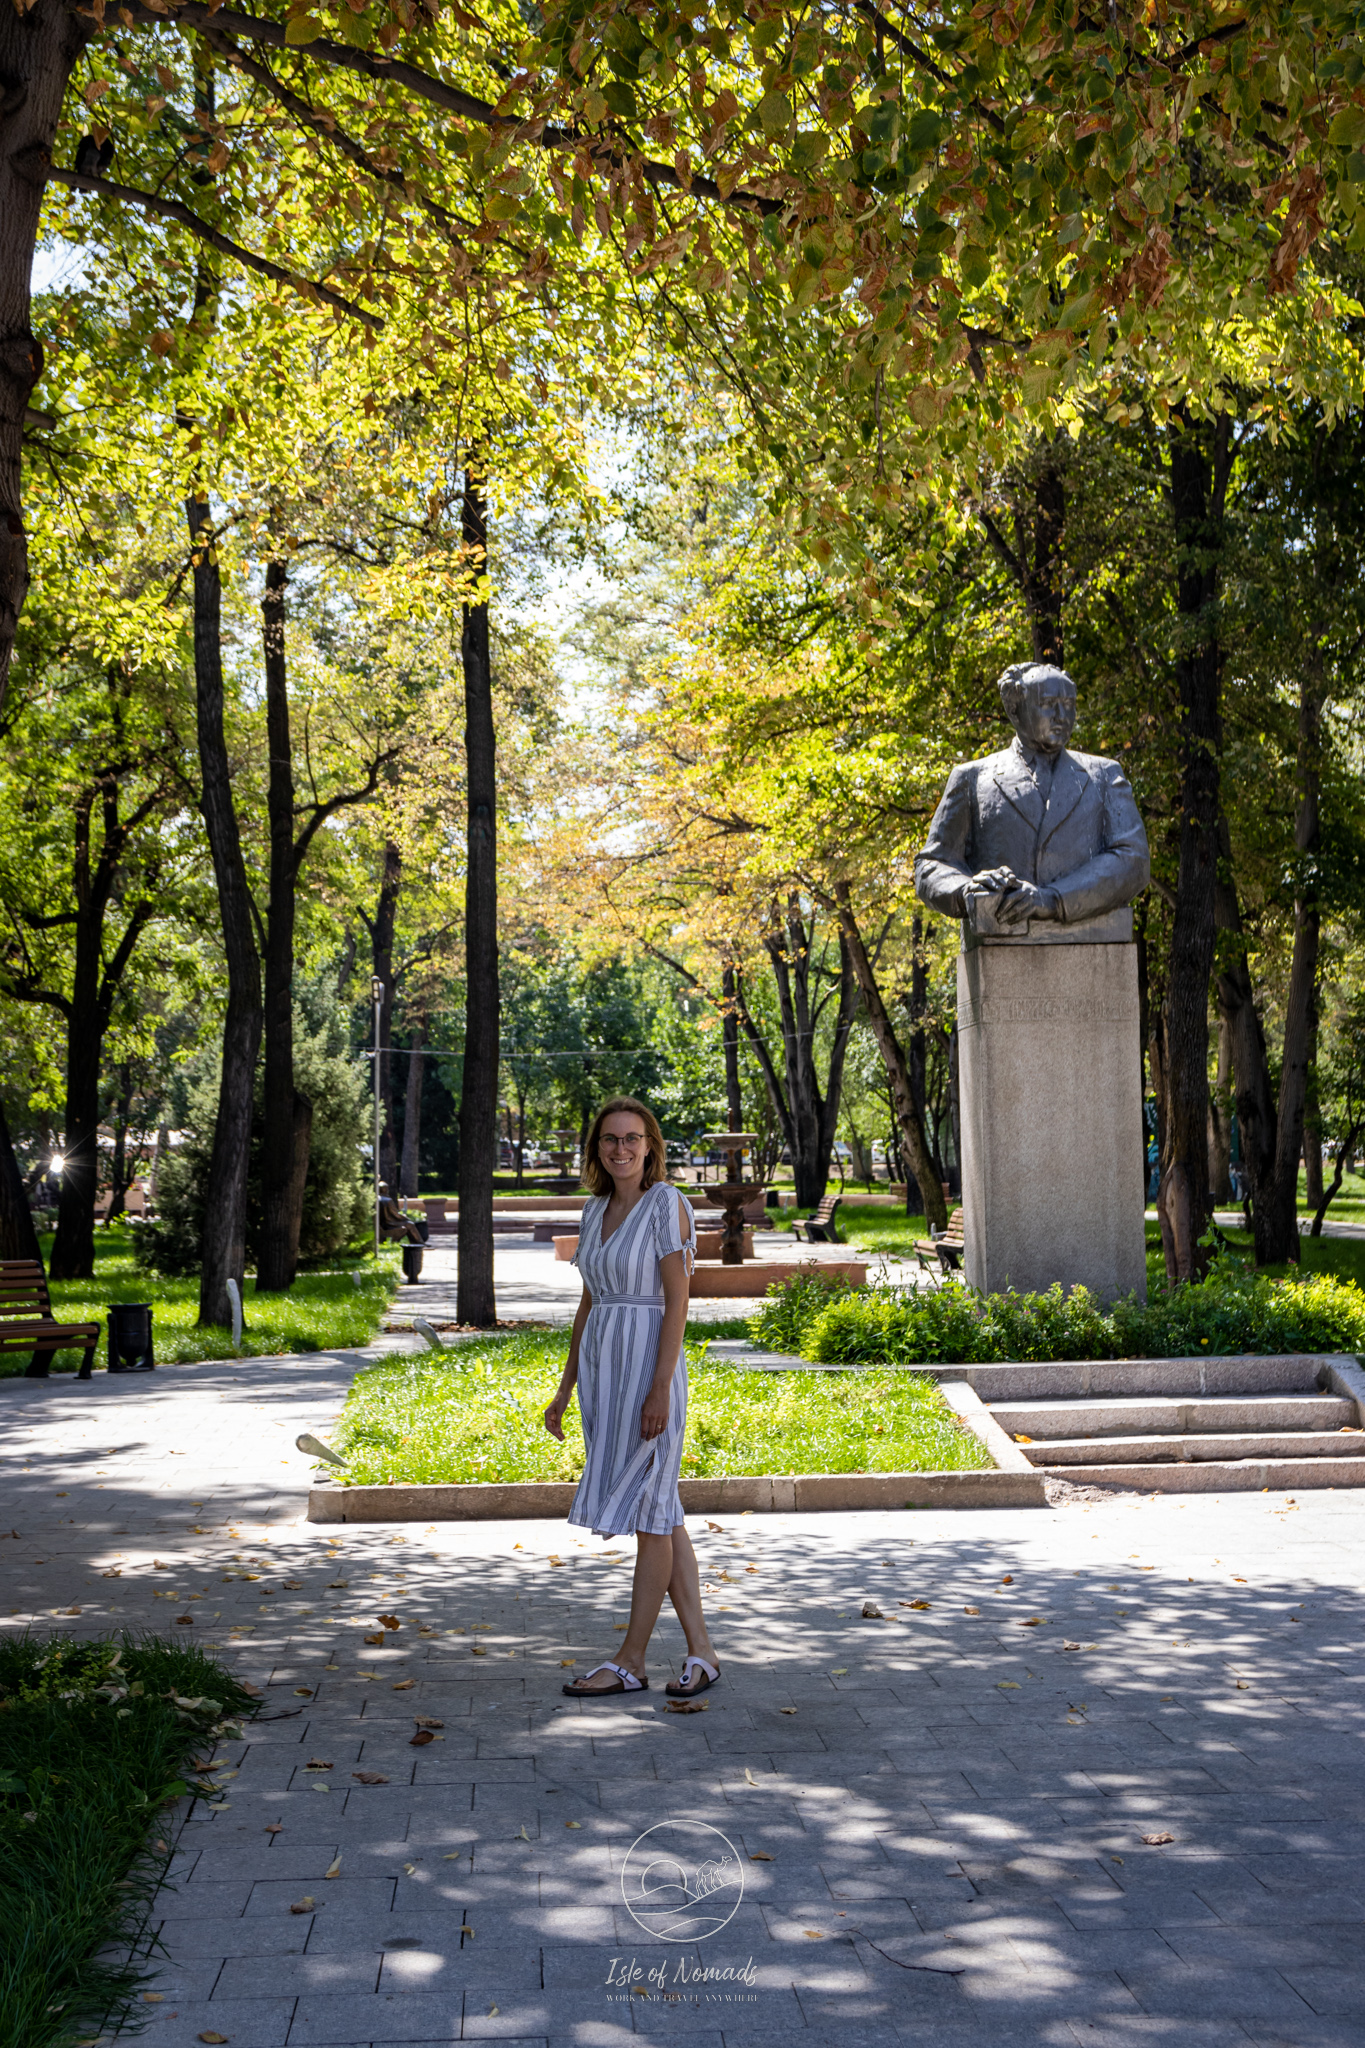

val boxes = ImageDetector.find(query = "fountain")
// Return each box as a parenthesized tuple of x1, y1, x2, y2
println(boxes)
(697, 1132, 763, 1265)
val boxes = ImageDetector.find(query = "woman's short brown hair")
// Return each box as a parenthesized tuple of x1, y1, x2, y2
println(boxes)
(582, 1096, 667, 1197)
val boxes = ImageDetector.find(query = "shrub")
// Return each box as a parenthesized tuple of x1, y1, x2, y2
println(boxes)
(137, 985, 370, 1276)
(761, 1262, 1365, 1365)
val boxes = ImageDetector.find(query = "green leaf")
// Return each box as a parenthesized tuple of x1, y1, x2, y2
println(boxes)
(601, 80, 638, 119)
(1329, 104, 1365, 148)
(284, 13, 325, 43)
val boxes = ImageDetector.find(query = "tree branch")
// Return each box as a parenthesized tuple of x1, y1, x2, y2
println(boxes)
(47, 165, 385, 329)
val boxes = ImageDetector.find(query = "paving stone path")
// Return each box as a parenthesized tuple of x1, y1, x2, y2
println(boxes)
(5, 1306, 1365, 2046)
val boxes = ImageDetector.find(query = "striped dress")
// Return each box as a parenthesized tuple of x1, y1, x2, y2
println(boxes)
(567, 1180, 696, 1539)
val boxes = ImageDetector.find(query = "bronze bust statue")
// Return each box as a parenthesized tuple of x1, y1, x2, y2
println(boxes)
(914, 662, 1150, 940)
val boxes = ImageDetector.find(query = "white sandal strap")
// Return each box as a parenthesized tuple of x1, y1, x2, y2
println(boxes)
(681, 1656, 719, 1682)
(584, 1661, 644, 1690)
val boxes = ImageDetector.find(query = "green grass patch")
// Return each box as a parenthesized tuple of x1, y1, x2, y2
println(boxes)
(331, 1326, 992, 1484)
(5, 1225, 399, 1377)
(833, 1200, 929, 1259)
(0, 1633, 256, 2048)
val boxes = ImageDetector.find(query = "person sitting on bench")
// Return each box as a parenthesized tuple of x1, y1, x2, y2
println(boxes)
(378, 1183, 423, 1244)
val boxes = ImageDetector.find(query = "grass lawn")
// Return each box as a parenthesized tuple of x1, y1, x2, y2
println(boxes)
(0, 1633, 254, 2048)
(5, 1225, 399, 1376)
(330, 1325, 994, 1486)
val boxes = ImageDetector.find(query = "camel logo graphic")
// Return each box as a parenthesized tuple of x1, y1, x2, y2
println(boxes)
(620, 1819, 745, 1940)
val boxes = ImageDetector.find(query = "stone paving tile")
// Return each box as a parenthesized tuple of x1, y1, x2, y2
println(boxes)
(10, 1338, 1365, 2044)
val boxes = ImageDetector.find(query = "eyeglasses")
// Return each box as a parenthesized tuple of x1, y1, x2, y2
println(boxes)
(601, 1134, 645, 1152)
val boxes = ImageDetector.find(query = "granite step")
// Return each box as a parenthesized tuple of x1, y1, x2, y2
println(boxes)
(1024, 1428, 1365, 1465)
(1041, 1456, 1365, 1492)
(992, 1392, 1355, 1438)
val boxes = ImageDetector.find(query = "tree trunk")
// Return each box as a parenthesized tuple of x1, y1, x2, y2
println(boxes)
(1214, 843, 1279, 1263)
(1303, 1023, 1324, 1211)
(105, 1074, 132, 1226)
(400, 1027, 424, 1196)
(0, 0, 87, 708)
(721, 964, 743, 1133)
(0, 1095, 41, 1262)
(1259, 669, 1324, 1264)
(1207, 1014, 1233, 1205)
(833, 884, 947, 1231)
(1029, 449, 1066, 664)
(190, 492, 262, 1328)
(1157, 408, 1231, 1285)
(49, 978, 100, 1280)
(257, 558, 312, 1292)
(457, 465, 499, 1326)
(369, 840, 401, 1190)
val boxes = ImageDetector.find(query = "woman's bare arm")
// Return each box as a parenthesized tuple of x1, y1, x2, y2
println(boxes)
(640, 1193, 693, 1440)
(545, 1283, 591, 1440)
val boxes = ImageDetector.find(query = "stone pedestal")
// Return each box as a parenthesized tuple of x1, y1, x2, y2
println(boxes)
(957, 940, 1146, 1304)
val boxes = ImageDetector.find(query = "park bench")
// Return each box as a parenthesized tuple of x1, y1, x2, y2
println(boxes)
(794, 1195, 843, 1243)
(0, 1259, 101, 1380)
(914, 1206, 965, 1273)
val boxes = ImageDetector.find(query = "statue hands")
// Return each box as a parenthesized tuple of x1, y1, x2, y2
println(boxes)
(966, 868, 1060, 925)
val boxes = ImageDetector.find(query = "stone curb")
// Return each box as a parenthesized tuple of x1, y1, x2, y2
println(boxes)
(307, 1467, 1048, 1522)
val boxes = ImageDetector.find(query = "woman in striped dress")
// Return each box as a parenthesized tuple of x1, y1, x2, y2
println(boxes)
(544, 1096, 720, 1700)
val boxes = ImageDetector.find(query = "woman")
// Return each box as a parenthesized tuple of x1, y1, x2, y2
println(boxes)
(544, 1096, 720, 1700)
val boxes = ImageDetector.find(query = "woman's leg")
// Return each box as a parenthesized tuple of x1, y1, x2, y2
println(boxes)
(665, 1525, 718, 1682)
(573, 1531, 674, 1688)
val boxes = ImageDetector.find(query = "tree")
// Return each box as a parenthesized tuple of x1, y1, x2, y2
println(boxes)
(457, 464, 498, 1327)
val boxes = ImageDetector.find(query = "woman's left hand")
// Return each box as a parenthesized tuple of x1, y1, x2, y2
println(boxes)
(640, 1379, 671, 1440)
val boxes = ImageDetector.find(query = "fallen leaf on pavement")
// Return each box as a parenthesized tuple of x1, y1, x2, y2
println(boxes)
(1001, 1575, 1013, 1584)
(707, 1521, 724, 1532)
(667, 1699, 708, 1713)
(142, 1992, 163, 2002)
(997, 1681, 1020, 1690)
(516, 1826, 531, 1841)
(265, 1823, 283, 1835)
(745, 1564, 760, 1573)
(488, 2005, 500, 2017)
(198, 2034, 229, 2044)
(750, 1851, 773, 1861)
(174, 1615, 193, 1626)
(293, 1688, 313, 1698)
(560, 1658, 575, 1667)
(352, 1772, 389, 1785)
(861, 1602, 884, 1618)
(565, 1819, 581, 1828)
(327, 1580, 348, 1589)
(1013, 1434, 1033, 1444)
(471, 1645, 487, 1657)
(1236, 1680, 1250, 1690)
(901, 1600, 931, 1610)
(414, 1716, 444, 1728)
(379, 1614, 400, 1630)
(392, 1680, 415, 1690)
(1141, 1832, 1175, 1846)
(306, 1759, 333, 1770)
(363, 1633, 385, 1645)
(289, 1897, 315, 1914)
(803, 1930, 824, 1940)
(411, 1730, 435, 1746)
(403, 1862, 417, 1874)
(780, 1707, 797, 1715)
(548, 1556, 564, 1567)
(325, 1857, 342, 1879)
(831, 1668, 848, 1676)
(1021, 1618, 1045, 1627)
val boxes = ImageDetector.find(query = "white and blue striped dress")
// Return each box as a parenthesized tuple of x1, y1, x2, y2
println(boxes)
(568, 1180, 696, 1539)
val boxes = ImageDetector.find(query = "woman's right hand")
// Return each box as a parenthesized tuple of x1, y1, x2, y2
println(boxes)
(544, 1394, 567, 1441)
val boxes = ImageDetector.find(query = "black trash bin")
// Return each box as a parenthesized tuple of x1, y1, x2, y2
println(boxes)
(108, 1303, 154, 1373)
(401, 1244, 424, 1285)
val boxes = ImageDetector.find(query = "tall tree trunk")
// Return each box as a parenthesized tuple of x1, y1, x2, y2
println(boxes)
(0, 1095, 41, 1262)
(1260, 668, 1324, 1263)
(1303, 1015, 1324, 1212)
(368, 840, 401, 1190)
(457, 465, 499, 1326)
(721, 964, 743, 1134)
(1207, 1014, 1233, 1205)
(0, 0, 86, 708)
(400, 1026, 424, 1196)
(833, 884, 947, 1231)
(1028, 448, 1066, 664)
(190, 492, 262, 1328)
(1213, 833, 1279, 1262)
(49, 982, 99, 1280)
(105, 1072, 133, 1226)
(1157, 408, 1231, 1285)
(257, 558, 312, 1292)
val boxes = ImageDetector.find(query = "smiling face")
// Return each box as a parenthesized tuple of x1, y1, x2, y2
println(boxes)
(598, 1110, 649, 1195)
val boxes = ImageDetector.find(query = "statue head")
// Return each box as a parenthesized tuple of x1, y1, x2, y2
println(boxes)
(998, 661, 1077, 758)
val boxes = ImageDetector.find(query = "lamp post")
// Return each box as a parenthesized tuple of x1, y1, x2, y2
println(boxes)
(372, 974, 384, 1258)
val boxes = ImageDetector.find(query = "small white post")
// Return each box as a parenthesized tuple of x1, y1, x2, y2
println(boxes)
(225, 1276, 243, 1351)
